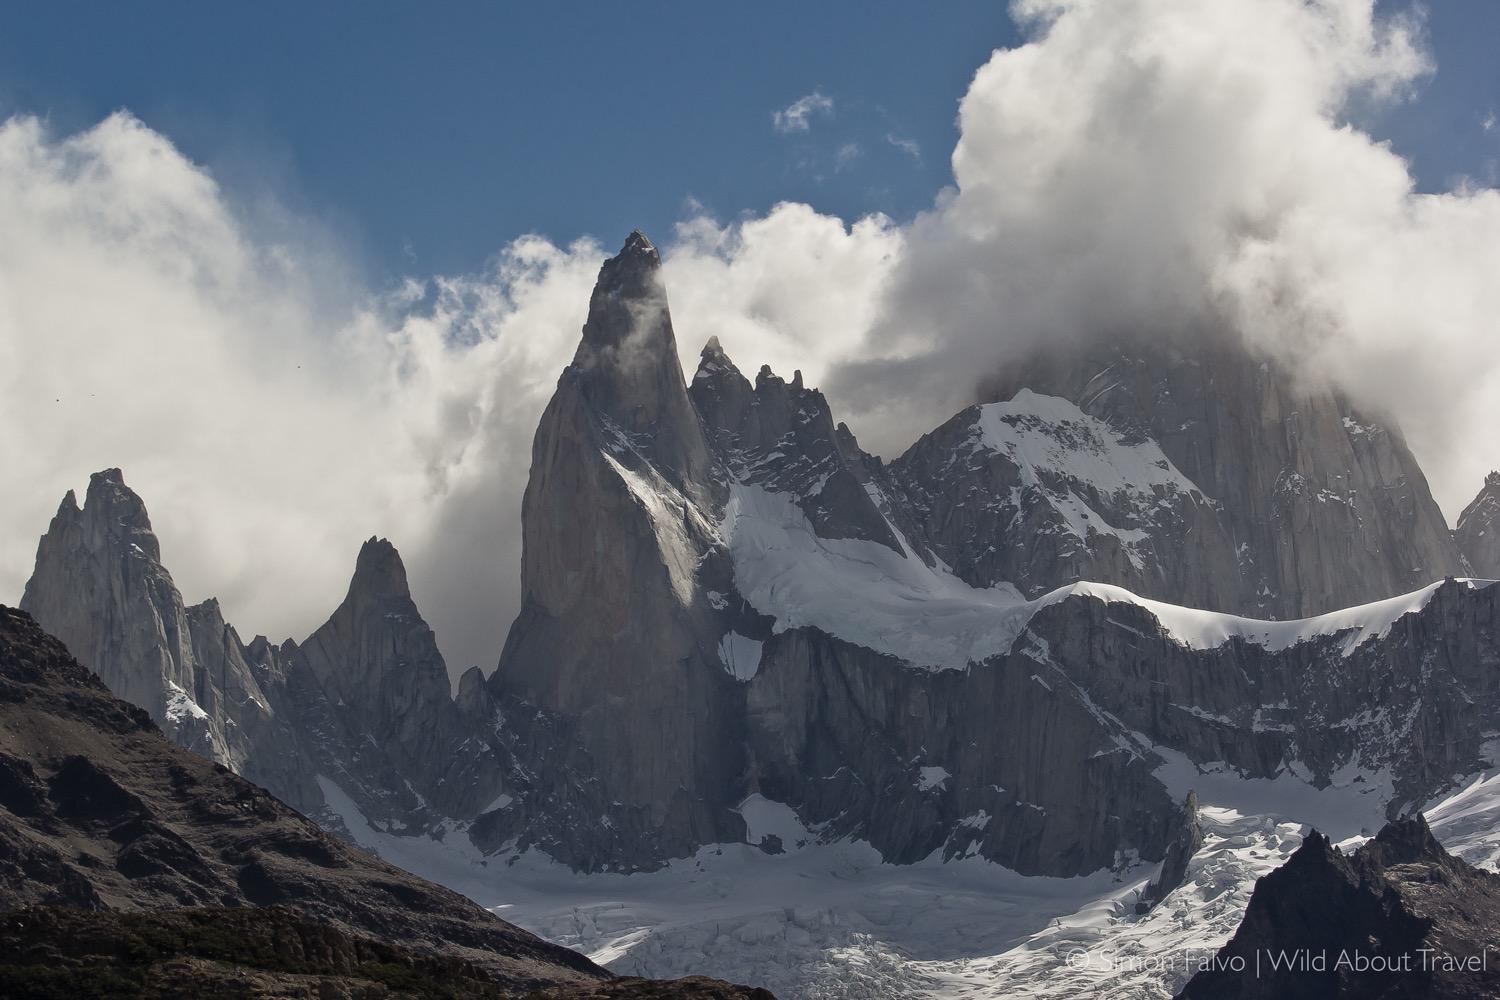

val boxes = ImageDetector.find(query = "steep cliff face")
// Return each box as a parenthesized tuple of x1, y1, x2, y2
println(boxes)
(960, 336, 1466, 618)
(893, 390, 1240, 610)
(492, 232, 747, 861)
(19, 469, 271, 769)
(291, 537, 505, 826)
(1456, 471, 1500, 578)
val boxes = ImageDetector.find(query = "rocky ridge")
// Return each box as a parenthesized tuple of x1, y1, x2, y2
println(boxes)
(1457, 471, 1500, 579)
(0, 604, 769, 999)
(925, 336, 1469, 619)
(17, 473, 541, 846)
(1179, 814, 1500, 999)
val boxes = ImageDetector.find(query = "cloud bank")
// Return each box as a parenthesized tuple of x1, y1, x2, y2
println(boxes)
(3, 0, 1498, 680)
(828, 0, 1500, 503)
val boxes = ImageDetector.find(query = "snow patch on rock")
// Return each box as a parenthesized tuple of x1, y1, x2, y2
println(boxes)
(717, 632, 763, 681)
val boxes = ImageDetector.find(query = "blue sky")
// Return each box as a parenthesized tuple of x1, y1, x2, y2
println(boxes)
(0, 2, 1013, 279)
(3, 1, 1493, 283)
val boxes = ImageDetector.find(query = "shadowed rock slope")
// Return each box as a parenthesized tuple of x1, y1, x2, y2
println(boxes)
(1178, 815, 1500, 1000)
(1457, 472, 1500, 579)
(0, 605, 770, 999)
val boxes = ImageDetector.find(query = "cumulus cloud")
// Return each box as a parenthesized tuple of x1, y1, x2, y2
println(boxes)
(664, 203, 902, 389)
(771, 91, 834, 133)
(824, 0, 1500, 515)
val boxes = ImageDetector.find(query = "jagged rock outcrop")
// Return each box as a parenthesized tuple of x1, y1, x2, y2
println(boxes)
(0, 605, 770, 999)
(19, 469, 274, 770)
(689, 338, 913, 553)
(492, 231, 748, 865)
(17, 472, 519, 841)
(1457, 471, 1500, 579)
(1178, 815, 1500, 999)
(290, 537, 505, 826)
(948, 335, 1467, 618)
(1140, 792, 1204, 911)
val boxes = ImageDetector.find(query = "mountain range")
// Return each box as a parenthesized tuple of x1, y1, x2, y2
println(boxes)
(10, 230, 1500, 998)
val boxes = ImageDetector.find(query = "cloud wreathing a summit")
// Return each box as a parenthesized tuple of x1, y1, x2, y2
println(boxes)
(3, 0, 1498, 678)
(831, 0, 1500, 487)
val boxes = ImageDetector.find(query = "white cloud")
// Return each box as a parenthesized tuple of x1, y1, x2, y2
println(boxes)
(771, 91, 834, 133)
(886, 133, 922, 161)
(664, 203, 902, 389)
(0, 111, 597, 676)
(825, 0, 1499, 516)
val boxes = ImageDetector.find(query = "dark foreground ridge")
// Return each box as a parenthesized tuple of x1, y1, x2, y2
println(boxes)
(0, 605, 772, 999)
(1179, 815, 1500, 999)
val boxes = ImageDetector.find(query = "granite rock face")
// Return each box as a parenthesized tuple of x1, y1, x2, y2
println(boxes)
(892, 390, 1242, 610)
(492, 231, 748, 863)
(291, 537, 505, 826)
(959, 337, 1467, 618)
(1456, 471, 1500, 579)
(1178, 814, 1500, 999)
(19, 470, 273, 770)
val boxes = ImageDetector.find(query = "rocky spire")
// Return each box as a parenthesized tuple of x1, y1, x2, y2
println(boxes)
(292, 536, 504, 822)
(347, 536, 411, 599)
(494, 235, 746, 859)
(1456, 471, 1500, 577)
(567, 230, 713, 493)
(297, 538, 453, 765)
(19, 469, 268, 768)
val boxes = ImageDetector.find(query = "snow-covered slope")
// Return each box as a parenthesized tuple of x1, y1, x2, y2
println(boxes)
(318, 734, 1500, 1000)
(973, 389, 1207, 559)
(723, 477, 1492, 670)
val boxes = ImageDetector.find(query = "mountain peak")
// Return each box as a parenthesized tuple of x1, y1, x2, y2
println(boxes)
(558, 228, 714, 493)
(1457, 471, 1500, 577)
(1366, 812, 1446, 868)
(81, 467, 155, 541)
(348, 536, 411, 601)
(55, 489, 80, 519)
(621, 229, 657, 258)
(575, 231, 672, 363)
(694, 336, 743, 384)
